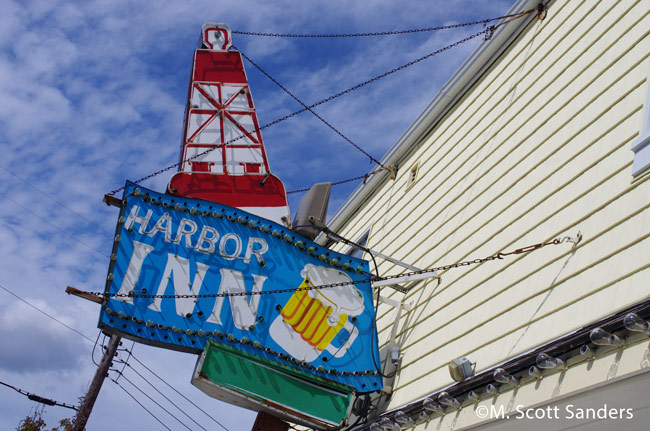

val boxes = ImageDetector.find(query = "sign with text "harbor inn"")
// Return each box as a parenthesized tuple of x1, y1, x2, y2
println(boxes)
(99, 183, 382, 392)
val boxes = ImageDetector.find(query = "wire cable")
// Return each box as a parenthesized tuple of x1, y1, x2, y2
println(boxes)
(126, 351, 231, 431)
(0, 164, 111, 235)
(112, 370, 193, 431)
(237, 47, 385, 168)
(232, 9, 535, 38)
(116, 359, 209, 431)
(110, 377, 173, 431)
(0, 191, 109, 258)
(0, 380, 78, 411)
(0, 282, 95, 343)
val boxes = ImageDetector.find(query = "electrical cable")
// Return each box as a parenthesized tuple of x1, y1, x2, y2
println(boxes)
(0, 191, 109, 258)
(0, 164, 111, 235)
(111, 370, 194, 431)
(91, 330, 104, 366)
(232, 9, 535, 38)
(116, 359, 209, 431)
(126, 351, 231, 431)
(114, 340, 135, 382)
(0, 282, 95, 343)
(0, 380, 78, 411)
(110, 376, 173, 431)
(237, 47, 385, 168)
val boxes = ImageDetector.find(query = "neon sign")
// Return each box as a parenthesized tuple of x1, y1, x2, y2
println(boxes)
(99, 182, 382, 392)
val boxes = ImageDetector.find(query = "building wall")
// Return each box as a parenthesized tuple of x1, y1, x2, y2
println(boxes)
(329, 0, 650, 421)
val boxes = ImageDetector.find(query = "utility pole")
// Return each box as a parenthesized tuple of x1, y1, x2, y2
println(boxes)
(72, 334, 121, 431)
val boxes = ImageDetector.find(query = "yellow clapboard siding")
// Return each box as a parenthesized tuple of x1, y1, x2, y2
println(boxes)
(328, 0, 650, 413)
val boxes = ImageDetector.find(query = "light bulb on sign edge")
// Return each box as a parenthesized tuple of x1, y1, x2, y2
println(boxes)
(422, 397, 444, 415)
(536, 353, 565, 369)
(590, 328, 623, 346)
(394, 410, 414, 426)
(467, 390, 479, 402)
(486, 384, 498, 395)
(623, 313, 650, 333)
(438, 391, 460, 409)
(493, 368, 518, 385)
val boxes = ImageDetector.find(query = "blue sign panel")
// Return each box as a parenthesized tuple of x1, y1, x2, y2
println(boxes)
(99, 183, 382, 392)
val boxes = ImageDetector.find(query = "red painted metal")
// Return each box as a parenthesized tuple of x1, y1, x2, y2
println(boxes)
(168, 23, 290, 224)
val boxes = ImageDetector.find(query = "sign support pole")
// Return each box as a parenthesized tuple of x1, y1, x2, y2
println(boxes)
(72, 334, 121, 431)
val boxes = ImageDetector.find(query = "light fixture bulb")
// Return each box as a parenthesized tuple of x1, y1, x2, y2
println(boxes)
(493, 368, 518, 385)
(579, 345, 595, 358)
(379, 417, 400, 431)
(536, 353, 565, 369)
(394, 411, 414, 426)
(590, 328, 623, 346)
(467, 391, 479, 402)
(528, 366, 542, 378)
(486, 384, 498, 395)
(422, 397, 444, 414)
(438, 391, 460, 409)
(623, 313, 650, 333)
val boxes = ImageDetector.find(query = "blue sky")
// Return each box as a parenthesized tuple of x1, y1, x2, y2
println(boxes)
(0, 0, 513, 429)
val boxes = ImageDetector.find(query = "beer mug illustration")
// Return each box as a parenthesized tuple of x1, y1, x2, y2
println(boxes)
(269, 264, 365, 362)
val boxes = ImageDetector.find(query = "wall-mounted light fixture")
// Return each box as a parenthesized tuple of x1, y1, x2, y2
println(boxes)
(623, 313, 650, 333)
(528, 366, 542, 379)
(467, 390, 479, 402)
(394, 410, 414, 427)
(493, 368, 518, 385)
(485, 384, 498, 395)
(422, 397, 444, 415)
(590, 328, 623, 346)
(579, 344, 595, 358)
(535, 353, 565, 370)
(438, 391, 460, 409)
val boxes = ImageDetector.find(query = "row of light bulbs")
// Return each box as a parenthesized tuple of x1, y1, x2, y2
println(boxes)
(366, 312, 649, 430)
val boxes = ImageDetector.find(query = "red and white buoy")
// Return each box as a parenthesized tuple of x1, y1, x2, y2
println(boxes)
(168, 23, 291, 225)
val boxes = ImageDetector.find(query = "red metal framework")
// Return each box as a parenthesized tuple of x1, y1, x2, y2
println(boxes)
(168, 23, 290, 224)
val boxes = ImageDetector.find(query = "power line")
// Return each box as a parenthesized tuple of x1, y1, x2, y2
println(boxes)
(127, 351, 231, 431)
(110, 377, 173, 431)
(232, 9, 535, 37)
(117, 359, 209, 431)
(237, 47, 385, 168)
(0, 282, 95, 343)
(111, 370, 193, 431)
(0, 164, 111, 235)
(0, 191, 109, 258)
(0, 380, 78, 411)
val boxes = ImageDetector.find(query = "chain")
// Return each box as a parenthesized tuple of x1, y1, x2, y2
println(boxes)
(87, 235, 573, 300)
(0, 381, 78, 410)
(287, 169, 385, 194)
(232, 9, 535, 38)
(237, 47, 386, 168)
(106, 13, 534, 198)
